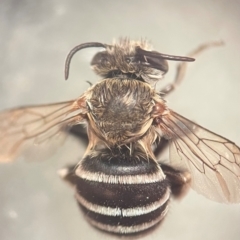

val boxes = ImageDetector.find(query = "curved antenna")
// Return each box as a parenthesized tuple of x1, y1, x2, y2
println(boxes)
(65, 42, 106, 80)
(136, 47, 195, 62)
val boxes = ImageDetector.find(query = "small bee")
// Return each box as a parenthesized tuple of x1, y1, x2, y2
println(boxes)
(0, 39, 240, 236)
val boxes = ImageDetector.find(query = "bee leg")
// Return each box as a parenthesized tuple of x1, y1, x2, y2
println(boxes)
(58, 165, 78, 188)
(69, 124, 89, 147)
(161, 164, 191, 199)
(154, 138, 169, 158)
(160, 41, 224, 96)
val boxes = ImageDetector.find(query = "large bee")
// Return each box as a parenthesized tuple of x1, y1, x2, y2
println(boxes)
(0, 39, 240, 236)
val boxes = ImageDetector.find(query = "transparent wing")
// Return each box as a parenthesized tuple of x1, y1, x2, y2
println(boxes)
(0, 98, 86, 162)
(158, 110, 240, 203)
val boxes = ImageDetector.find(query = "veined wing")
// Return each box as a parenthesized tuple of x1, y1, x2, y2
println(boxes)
(0, 97, 86, 162)
(158, 110, 240, 203)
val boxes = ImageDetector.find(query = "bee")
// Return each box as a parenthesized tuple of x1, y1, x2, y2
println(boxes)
(0, 39, 240, 236)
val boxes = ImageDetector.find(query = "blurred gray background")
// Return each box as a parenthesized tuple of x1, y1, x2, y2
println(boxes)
(0, 0, 240, 240)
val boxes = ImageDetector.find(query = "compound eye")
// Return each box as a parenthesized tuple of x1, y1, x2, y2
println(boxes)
(101, 56, 110, 65)
(91, 52, 110, 66)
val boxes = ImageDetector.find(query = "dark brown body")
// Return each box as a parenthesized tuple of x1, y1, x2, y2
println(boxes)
(61, 79, 183, 235)
(2, 39, 239, 237)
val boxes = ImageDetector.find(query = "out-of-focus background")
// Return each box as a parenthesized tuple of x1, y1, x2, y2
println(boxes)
(0, 1, 240, 240)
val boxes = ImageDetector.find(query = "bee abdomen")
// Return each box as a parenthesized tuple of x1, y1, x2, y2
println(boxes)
(79, 198, 169, 234)
(71, 151, 170, 235)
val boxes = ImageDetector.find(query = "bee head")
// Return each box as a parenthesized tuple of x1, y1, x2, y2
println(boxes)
(65, 39, 194, 85)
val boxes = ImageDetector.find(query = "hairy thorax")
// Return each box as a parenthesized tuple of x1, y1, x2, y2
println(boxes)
(86, 78, 158, 145)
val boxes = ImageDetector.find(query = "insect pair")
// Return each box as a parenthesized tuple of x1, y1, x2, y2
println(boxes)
(0, 39, 239, 236)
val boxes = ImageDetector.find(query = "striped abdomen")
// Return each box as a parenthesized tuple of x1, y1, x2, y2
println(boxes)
(70, 148, 170, 235)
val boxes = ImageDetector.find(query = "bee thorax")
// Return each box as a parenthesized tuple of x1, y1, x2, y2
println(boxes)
(87, 79, 158, 145)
